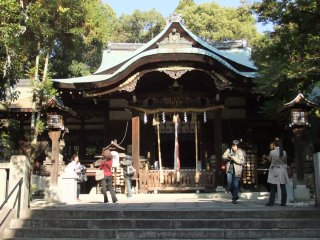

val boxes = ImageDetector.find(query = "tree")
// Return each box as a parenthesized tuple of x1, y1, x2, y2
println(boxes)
(50, 0, 117, 77)
(113, 9, 166, 43)
(176, 0, 196, 11)
(0, 0, 25, 105)
(0, 0, 28, 160)
(175, 1, 260, 44)
(251, 0, 320, 118)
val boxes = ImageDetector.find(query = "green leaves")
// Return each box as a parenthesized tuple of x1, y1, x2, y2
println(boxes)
(176, 1, 259, 43)
(251, 0, 320, 116)
(0, 0, 25, 103)
(114, 9, 165, 43)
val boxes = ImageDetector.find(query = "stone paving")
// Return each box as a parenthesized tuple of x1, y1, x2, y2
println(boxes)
(30, 192, 317, 210)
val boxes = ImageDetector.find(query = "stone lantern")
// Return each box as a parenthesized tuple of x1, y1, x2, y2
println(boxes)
(42, 96, 76, 187)
(281, 93, 317, 201)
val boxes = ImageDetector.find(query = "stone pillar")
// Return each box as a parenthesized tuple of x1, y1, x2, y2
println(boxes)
(9, 155, 30, 209)
(58, 172, 78, 204)
(293, 127, 310, 201)
(293, 127, 305, 184)
(0, 169, 7, 204)
(313, 152, 320, 207)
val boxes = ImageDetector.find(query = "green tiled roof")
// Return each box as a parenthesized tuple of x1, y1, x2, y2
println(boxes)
(53, 19, 256, 86)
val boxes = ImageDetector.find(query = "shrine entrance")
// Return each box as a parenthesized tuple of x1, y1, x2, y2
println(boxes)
(156, 132, 196, 169)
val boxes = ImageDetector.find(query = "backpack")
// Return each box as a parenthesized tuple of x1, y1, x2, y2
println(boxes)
(126, 165, 135, 176)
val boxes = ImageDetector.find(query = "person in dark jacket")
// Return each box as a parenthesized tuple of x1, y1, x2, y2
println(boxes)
(99, 148, 118, 204)
(222, 140, 245, 204)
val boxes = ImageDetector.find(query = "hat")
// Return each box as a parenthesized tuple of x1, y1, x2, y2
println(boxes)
(125, 155, 132, 161)
(231, 140, 240, 146)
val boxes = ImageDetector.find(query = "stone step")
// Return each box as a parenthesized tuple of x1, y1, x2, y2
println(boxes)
(3, 228, 320, 239)
(20, 208, 320, 220)
(4, 207, 320, 239)
(9, 218, 320, 230)
(4, 239, 320, 240)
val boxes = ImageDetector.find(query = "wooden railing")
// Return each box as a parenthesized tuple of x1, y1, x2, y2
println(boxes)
(139, 169, 215, 193)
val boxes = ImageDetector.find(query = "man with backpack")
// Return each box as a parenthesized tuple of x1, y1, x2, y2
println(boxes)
(120, 155, 135, 198)
(222, 140, 245, 204)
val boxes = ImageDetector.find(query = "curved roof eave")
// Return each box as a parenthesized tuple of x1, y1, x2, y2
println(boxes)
(53, 47, 256, 88)
(94, 23, 173, 74)
(94, 21, 256, 75)
(179, 24, 257, 70)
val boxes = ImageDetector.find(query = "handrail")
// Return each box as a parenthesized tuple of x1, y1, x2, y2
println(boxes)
(0, 177, 23, 218)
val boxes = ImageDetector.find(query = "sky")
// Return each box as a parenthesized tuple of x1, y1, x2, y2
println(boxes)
(103, 0, 272, 33)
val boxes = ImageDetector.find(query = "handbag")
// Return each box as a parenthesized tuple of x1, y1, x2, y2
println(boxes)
(95, 169, 104, 181)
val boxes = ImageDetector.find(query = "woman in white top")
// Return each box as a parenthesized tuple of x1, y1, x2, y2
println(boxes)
(66, 154, 82, 200)
(266, 139, 289, 206)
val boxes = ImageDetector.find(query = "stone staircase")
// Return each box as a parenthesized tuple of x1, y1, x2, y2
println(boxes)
(3, 208, 320, 239)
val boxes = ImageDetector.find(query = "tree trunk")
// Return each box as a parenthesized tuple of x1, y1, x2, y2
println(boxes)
(42, 49, 50, 81)
(31, 43, 41, 142)
(3, 46, 12, 105)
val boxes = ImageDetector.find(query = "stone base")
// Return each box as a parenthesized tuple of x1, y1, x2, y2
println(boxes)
(294, 184, 310, 201)
(215, 185, 225, 192)
(45, 185, 61, 203)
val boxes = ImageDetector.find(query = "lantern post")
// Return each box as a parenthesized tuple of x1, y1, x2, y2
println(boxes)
(47, 113, 63, 186)
(282, 93, 317, 201)
(41, 97, 76, 202)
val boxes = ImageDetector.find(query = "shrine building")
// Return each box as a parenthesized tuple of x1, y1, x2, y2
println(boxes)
(3, 15, 283, 193)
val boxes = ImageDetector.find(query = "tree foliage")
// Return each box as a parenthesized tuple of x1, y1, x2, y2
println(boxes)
(0, 119, 20, 160)
(113, 9, 166, 43)
(0, 0, 26, 104)
(251, 0, 320, 117)
(50, 0, 117, 77)
(175, 0, 260, 44)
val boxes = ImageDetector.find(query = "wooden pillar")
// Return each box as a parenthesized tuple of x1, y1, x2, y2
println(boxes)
(48, 130, 61, 186)
(103, 100, 110, 146)
(214, 109, 223, 188)
(79, 117, 85, 157)
(132, 112, 140, 176)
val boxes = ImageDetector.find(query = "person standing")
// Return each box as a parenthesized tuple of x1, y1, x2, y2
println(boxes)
(120, 155, 134, 198)
(222, 140, 245, 204)
(100, 148, 118, 204)
(266, 138, 288, 206)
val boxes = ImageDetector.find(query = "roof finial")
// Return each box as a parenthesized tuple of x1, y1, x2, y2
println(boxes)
(166, 13, 185, 25)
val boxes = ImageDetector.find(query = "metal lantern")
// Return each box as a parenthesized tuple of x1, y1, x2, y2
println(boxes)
(282, 93, 316, 127)
(290, 109, 308, 126)
(47, 113, 63, 129)
(281, 93, 317, 186)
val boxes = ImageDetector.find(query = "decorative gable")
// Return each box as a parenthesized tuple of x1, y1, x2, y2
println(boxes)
(157, 28, 193, 49)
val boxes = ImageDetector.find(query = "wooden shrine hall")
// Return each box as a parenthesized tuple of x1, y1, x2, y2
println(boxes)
(4, 14, 277, 194)
(50, 14, 262, 193)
